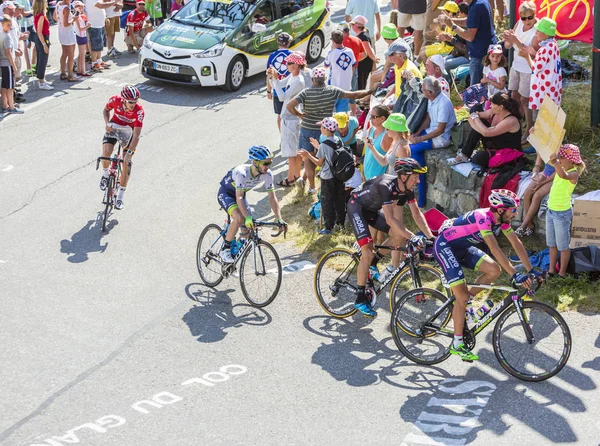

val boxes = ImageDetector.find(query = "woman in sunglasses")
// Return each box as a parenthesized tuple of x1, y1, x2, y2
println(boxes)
(99, 85, 145, 210)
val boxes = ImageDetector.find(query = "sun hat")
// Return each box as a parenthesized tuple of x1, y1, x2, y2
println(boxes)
(350, 15, 367, 26)
(381, 23, 399, 40)
(312, 67, 326, 78)
(333, 112, 349, 129)
(438, 1, 459, 13)
(535, 17, 557, 37)
(558, 144, 582, 164)
(383, 113, 409, 133)
(488, 44, 503, 54)
(318, 117, 339, 132)
(285, 51, 306, 65)
(429, 54, 448, 75)
(384, 39, 410, 57)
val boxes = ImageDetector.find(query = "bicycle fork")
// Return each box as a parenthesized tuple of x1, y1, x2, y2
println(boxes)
(512, 295, 535, 344)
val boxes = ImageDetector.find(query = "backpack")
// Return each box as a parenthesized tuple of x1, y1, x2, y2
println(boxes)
(322, 139, 355, 182)
(567, 246, 600, 279)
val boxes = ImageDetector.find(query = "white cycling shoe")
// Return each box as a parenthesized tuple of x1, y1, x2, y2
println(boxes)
(115, 199, 124, 210)
(219, 248, 234, 263)
(100, 176, 108, 191)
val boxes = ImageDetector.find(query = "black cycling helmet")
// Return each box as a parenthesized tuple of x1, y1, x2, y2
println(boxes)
(394, 158, 428, 176)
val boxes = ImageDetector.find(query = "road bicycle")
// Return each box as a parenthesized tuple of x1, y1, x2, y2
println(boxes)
(96, 145, 123, 232)
(196, 219, 287, 307)
(313, 242, 448, 318)
(391, 274, 572, 381)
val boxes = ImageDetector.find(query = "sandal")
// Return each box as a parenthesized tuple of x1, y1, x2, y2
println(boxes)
(60, 73, 68, 80)
(278, 178, 295, 187)
(448, 153, 470, 166)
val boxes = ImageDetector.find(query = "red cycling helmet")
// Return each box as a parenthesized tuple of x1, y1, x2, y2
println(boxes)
(121, 85, 140, 101)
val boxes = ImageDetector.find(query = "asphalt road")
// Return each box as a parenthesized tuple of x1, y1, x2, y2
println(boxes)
(2, 1, 600, 445)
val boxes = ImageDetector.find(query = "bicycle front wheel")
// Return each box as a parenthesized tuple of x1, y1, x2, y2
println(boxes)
(391, 287, 453, 365)
(239, 240, 282, 307)
(102, 176, 114, 233)
(389, 263, 448, 313)
(196, 224, 225, 288)
(314, 248, 359, 318)
(493, 301, 572, 382)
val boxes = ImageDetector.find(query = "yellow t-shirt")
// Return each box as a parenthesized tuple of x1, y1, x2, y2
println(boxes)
(394, 59, 423, 98)
(548, 167, 577, 211)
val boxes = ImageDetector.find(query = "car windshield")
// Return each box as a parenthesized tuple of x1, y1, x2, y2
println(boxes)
(173, 0, 255, 30)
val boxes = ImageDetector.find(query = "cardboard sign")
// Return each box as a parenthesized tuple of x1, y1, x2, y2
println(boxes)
(527, 94, 566, 163)
(570, 238, 600, 249)
(571, 200, 600, 240)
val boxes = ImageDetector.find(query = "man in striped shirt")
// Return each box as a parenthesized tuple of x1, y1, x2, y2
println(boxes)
(286, 67, 378, 193)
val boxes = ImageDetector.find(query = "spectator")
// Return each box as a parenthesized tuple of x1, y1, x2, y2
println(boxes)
(350, 15, 376, 91)
(170, 0, 182, 17)
(438, 0, 495, 91)
(32, 0, 52, 89)
(367, 23, 398, 92)
(324, 29, 356, 113)
(14, 0, 34, 78)
(266, 32, 291, 132)
(57, 0, 77, 81)
(339, 22, 363, 116)
(345, 0, 381, 47)
(426, 54, 450, 98)
(383, 39, 421, 102)
(104, 0, 123, 58)
(481, 44, 507, 103)
(299, 117, 346, 235)
(268, 51, 307, 187)
(3, 2, 23, 85)
(332, 111, 360, 157)
(363, 105, 391, 179)
(409, 76, 456, 207)
(396, 0, 427, 56)
(1, 13, 23, 114)
(145, 0, 161, 26)
(515, 163, 555, 237)
(160, 0, 168, 20)
(417, 1, 460, 63)
(84, 0, 116, 72)
(502, 1, 538, 144)
(441, 2, 470, 72)
(450, 92, 522, 166)
(286, 67, 378, 194)
(73, 1, 91, 76)
(125, 0, 149, 53)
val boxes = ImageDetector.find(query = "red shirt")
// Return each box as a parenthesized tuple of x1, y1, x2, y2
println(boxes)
(106, 95, 145, 128)
(126, 9, 148, 34)
(343, 35, 364, 62)
(34, 13, 50, 37)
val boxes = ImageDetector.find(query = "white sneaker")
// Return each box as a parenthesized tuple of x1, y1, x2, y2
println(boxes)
(307, 187, 317, 195)
(39, 82, 54, 90)
(115, 199, 124, 210)
(219, 248, 234, 263)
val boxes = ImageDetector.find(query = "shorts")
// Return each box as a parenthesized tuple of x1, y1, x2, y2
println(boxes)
(546, 208, 572, 251)
(102, 124, 134, 152)
(434, 237, 490, 287)
(298, 127, 321, 154)
(88, 27, 106, 52)
(280, 117, 301, 157)
(273, 95, 284, 115)
(347, 198, 390, 247)
(1, 66, 15, 90)
(508, 67, 531, 98)
(125, 29, 147, 48)
(105, 16, 121, 35)
(217, 187, 249, 216)
(425, 42, 453, 57)
(76, 35, 88, 46)
(397, 12, 426, 31)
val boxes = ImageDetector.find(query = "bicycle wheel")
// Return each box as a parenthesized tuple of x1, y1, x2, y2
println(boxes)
(313, 248, 359, 318)
(102, 176, 114, 233)
(493, 301, 572, 382)
(239, 240, 282, 307)
(196, 224, 225, 288)
(389, 263, 448, 313)
(391, 287, 453, 365)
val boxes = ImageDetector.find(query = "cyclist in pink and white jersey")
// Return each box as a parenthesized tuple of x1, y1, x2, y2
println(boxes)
(434, 189, 536, 361)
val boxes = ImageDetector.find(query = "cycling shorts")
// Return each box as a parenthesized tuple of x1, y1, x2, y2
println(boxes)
(102, 124, 134, 153)
(217, 187, 249, 216)
(347, 198, 391, 247)
(433, 236, 490, 287)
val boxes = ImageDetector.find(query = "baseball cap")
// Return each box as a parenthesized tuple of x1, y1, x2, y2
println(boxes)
(383, 113, 409, 133)
(350, 15, 367, 26)
(558, 144, 582, 164)
(333, 112, 349, 129)
(317, 117, 339, 132)
(277, 32, 292, 45)
(285, 51, 306, 65)
(384, 39, 410, 57)
(429, 54, 447, 75)
(381, 23, 399, 40)
(488, 44, 503, 54)
(136, 0, 145, 4)
(73, 1, 84, 6)
(311, 67, 326, 78)
(2, 1, 16, 9)
(438, 1, 459, 13)
(338, 22, 350, 32)
(535, 17, 557, 37)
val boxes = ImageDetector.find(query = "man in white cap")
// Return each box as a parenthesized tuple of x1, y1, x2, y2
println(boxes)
(426, 54, 450, 98)
(345, 0, 381, 47)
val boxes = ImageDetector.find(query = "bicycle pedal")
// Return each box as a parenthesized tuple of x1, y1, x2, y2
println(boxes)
(461, 359, 473, 363)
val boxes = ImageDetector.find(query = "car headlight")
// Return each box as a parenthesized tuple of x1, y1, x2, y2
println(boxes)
(193, 43, 225, 58)
(143, 34, 153, 50)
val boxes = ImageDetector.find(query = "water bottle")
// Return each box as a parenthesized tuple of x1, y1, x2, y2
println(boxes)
(465, 300, 478, 325)
(378, 265, 395, 284)
(230, 239, 239, 256)
(476, 300, 495, 319)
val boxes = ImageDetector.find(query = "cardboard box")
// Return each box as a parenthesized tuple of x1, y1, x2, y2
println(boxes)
(570, 237, 600, 249)
(571, 199, 600, 240)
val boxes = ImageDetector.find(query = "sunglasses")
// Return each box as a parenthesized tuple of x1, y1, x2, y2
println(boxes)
(125, 99, 138, 104)
(259, 161, 272, 167)
(521, 15, 535, 21)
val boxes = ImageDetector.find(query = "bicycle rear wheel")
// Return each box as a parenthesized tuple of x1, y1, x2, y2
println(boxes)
(391, 287, 453, 365)
(102, 176, 114, 233)
(313, 248, 359, 318)
(389, 263, 448, 313)
(239, 240, 282, 307)
(196, 224, 225, 287)
(493, 301, 572, 382)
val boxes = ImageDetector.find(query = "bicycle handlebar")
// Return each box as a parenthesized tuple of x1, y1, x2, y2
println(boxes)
(517, 272, 544, 298)
(254, 221, 287, 239)
(96, 156, 124, 170)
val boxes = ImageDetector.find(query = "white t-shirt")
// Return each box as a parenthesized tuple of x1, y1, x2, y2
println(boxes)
(324, 47, 356, 91)
(85, 0, 106, 28)
(9, 17, 19, 58)
(483, 66, 507, 97)
(105, 0, 120, 19)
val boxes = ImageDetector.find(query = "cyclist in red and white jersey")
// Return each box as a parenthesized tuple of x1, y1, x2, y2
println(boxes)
(99, 85, 145, 210)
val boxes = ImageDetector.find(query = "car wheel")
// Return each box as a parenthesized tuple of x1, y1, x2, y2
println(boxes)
(224, 56, 245, 92)
(306, 31, 323, 64)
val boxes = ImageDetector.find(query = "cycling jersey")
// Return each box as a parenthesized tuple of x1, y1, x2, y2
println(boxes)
(106, 95, 144, 128)
(217, 164, 274, 215)
(351, 174, 415, 211)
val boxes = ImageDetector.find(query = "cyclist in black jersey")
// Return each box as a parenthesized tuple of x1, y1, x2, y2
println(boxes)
(348, 158, 435, 317)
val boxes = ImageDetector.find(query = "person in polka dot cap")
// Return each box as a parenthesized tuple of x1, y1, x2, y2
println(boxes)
(519, 17, 562, 114)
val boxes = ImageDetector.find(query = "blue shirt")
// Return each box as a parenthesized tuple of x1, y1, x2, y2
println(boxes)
(466, 0, 495, 59)
(426, 93, 456, 143)
(319, 116, 359, 145)
(267, 49, 292, 98)
(363, 128, 388, 180)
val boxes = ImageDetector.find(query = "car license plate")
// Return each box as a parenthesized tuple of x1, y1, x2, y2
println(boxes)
(154, 62, 179, 74)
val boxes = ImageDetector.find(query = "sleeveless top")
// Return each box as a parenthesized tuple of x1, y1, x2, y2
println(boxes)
(386, 140, 409, 174)
(489, 114, 522, 150)
(512, 20, 537, 74)
(363, 127, 388, 180)
(548, 167, 577, 211)
(34, 13, 50, 37)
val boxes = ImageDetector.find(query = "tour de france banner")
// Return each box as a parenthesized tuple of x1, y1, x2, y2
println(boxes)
(515, 0, 593, 43)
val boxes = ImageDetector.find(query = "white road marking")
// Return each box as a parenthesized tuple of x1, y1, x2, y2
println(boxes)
(0, 165, 14, 172)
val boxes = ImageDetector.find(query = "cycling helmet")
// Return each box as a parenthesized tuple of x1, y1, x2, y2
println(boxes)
(394, 158, 428, 175)
(489, 189, 520, 209)
(277, 32, 292, 46)
(248, 145, 273, 161)
(121, 85, 140, 100)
